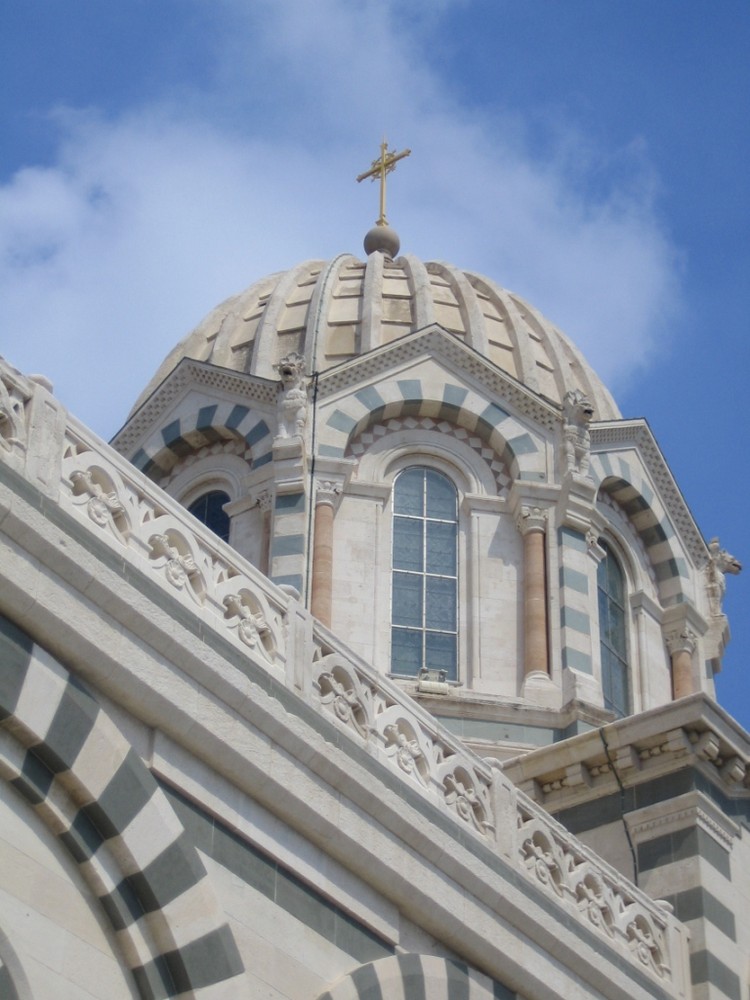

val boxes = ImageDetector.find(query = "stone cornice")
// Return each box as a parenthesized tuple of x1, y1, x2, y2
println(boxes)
(502, 694, 750, 806)
(591, 419, 707, 566)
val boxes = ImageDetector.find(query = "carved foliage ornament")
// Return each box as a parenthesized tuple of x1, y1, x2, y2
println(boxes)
(223, 589, 277, 662)
(518, 808, 669, 979)
(0, 359, 31, 453)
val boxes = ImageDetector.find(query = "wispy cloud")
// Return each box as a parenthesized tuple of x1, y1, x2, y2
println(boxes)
(0, 0, 681, 436)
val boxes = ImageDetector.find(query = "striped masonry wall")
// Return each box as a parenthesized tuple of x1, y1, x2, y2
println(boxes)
(0, 612, 245, 1000)
(590, 455, 688, 605)
(132, 402, 272, 480)
(270, 488, 307, 594)
(319, 380, 544, 483)
(315, 953, 516, 1000)
(558, 526, 595, 677)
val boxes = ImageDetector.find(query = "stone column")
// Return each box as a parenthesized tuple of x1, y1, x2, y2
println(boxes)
(666, 627, 698, 699)
(517, 506, 549, 677)
(311, 481, 339, 628)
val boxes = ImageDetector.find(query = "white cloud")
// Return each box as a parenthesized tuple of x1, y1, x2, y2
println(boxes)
(0, 0, 682, 436)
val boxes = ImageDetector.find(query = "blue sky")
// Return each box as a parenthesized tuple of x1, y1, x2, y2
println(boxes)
(1, 0, 748, 727)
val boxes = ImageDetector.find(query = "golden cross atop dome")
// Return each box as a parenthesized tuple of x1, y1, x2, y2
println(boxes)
(356, 140, 411, 227)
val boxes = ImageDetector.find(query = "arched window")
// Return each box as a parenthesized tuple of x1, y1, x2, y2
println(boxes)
(188, 490, 231, 543)
(597, 542, 629, 717)
(391, 467, 458, 680)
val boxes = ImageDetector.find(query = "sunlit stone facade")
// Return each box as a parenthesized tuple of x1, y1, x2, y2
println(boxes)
(0, 237, 745, 999)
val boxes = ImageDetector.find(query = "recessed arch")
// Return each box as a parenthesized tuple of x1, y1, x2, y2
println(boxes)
(319, 378, 545, 482)
(314, 953, 509, 1000)
(132, 401, 272, 480)
(590, 461, 689, 606)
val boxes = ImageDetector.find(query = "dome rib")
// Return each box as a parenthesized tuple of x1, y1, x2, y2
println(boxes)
(307, 253, 354, 374)
(400, 254, 436, 330)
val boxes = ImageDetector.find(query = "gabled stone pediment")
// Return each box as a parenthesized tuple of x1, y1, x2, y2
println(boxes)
(317, 324, 561, 431)
(112, 357, 277, 458)
(591, 419, 708, 570)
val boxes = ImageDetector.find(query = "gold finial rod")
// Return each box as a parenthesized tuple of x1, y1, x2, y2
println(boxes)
(356, 139, 411, 226)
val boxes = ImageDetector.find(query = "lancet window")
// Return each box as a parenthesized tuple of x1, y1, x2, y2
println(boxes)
(390, 467, 458, 680)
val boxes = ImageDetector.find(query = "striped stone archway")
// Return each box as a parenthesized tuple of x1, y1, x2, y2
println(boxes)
(0, 612, 246, 999)
(590, 455, 689, 605)
(315, 953, 515, 1000)
(132, 401, 273, 480)
(318, 379, 545, 483)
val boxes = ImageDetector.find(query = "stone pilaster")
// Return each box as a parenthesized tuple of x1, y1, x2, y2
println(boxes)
(516, 506, 549, 679)
(310, 480, 340, 628)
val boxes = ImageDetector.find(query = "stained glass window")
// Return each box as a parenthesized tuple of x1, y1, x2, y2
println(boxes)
(391, 468, 458, 680)
(597, 542, 629, 717)
(188, 490, 231, 543)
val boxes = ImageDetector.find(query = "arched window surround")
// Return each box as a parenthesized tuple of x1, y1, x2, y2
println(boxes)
(596, 539, 631, 718)
(380, 449, 484, 688)
(391, 466, 460, 681)
(339, 432, 520, 693)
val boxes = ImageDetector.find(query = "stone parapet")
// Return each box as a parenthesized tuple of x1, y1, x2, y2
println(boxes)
(0, 355, 690, 999)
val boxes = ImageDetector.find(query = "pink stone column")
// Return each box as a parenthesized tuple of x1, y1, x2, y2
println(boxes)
(666, 627, 697, 699)
(310, 487, 336, 628)
(518, 507, 549, 677)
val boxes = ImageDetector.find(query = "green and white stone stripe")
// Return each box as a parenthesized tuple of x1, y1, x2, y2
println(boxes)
(558, 527, 594, 676)
(0, 612, 245, 1000)
(132, 402, 272, 479)
(590, 454, 688, 604)
(270, 489, 306, 594)
(315, 953, 515, 1000)
(319, 381, 543, 482)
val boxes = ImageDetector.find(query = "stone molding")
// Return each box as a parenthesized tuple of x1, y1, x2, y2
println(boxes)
(626, 790, 741, 852)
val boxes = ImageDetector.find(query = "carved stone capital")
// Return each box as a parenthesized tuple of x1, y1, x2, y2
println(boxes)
(516, 505, 547, 536)
(315, 479, 342, 508)
(254, 488, 273, 514)
(665, 626, 698, 656)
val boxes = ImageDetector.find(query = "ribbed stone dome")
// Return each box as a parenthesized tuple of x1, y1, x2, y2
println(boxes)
(133, 253, 620, 419)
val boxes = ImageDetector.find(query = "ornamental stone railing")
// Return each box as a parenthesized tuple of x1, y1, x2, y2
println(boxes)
(0, 355, 688, 992)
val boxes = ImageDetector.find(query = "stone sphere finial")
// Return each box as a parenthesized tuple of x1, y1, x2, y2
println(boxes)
(364, 222, 400, 259)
